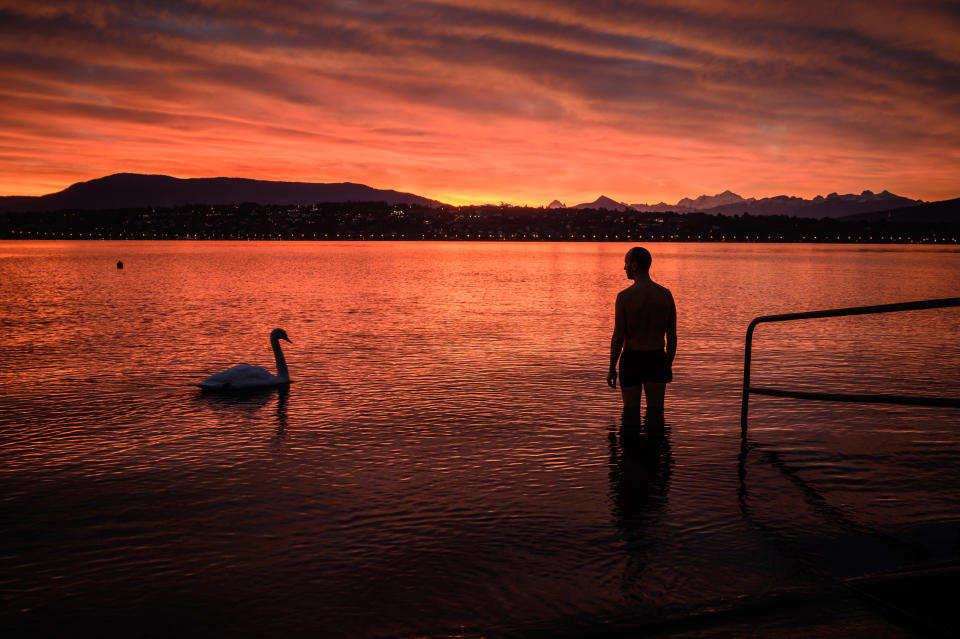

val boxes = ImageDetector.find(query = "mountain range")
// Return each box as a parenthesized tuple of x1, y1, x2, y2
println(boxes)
(571, 189, 924, 219)
(0, 173, 940, 221)
(0, 173, 442, 212)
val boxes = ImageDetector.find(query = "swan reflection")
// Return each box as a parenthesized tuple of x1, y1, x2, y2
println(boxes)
(275, 386, 289, 437)
(193, 384, 290, 435)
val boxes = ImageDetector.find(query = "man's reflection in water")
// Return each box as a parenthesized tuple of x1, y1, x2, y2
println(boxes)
(608, 413, 674, 598)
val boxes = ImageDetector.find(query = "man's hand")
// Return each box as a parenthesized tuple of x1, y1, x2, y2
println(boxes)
(606, 369, 617, 388)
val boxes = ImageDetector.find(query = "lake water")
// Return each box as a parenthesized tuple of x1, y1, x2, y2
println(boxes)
(1, 241, 958, 637)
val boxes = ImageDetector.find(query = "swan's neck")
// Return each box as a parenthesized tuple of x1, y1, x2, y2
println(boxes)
(271, 337, 290, 381)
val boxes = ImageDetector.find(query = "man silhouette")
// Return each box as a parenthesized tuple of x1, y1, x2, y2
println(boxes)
(607, 247, 677, 430)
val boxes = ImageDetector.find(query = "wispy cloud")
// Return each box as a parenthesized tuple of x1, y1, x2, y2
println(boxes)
(0, 0, 958, 203)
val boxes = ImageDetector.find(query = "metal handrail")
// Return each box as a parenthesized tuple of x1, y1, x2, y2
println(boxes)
(741, 297, 960, 436)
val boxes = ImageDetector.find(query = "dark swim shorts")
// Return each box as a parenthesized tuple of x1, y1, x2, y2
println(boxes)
(618, 349, 672, 386)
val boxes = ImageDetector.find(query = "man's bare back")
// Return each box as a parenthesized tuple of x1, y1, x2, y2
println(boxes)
(617, 280, 675, 351)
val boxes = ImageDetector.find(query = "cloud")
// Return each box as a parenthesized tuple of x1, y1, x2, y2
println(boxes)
(0, 0, 958, 202)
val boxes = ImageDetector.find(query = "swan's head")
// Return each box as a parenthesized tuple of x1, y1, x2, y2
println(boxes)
(270, 328, 291, 343)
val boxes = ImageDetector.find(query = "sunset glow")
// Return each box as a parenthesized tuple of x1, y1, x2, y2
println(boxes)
(1, 0, 959, 205)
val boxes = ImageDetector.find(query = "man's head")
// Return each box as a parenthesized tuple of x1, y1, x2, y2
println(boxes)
(624, 247, 651, 279)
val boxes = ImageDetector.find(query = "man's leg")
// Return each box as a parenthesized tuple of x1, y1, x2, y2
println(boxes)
(642, 382, 666, 429)
(621, 385, 644, 432)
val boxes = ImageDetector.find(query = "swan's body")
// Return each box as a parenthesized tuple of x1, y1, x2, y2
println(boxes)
(193, 328, 292, 390)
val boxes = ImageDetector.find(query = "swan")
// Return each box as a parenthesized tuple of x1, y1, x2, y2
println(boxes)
(192, 328, 292, 390)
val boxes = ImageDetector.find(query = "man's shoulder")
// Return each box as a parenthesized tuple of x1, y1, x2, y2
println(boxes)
(650, 280, 672, 293)
(650, 281, 675, 302)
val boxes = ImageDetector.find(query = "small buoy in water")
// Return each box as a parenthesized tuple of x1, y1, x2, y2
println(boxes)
(117, 260, 124, 269)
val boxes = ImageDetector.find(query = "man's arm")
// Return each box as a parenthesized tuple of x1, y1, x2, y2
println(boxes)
(666, 292, 677, 366)
(608, 294, 625, 388)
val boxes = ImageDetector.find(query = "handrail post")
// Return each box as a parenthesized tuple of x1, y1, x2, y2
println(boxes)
(741, 320, 758, 438)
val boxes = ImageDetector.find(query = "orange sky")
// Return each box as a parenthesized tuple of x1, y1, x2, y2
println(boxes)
(1, 0, 959, 206)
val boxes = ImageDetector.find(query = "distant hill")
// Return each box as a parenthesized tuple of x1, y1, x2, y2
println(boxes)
(624, 201, 677, 213)
(569, 189, 924, 218)
(703, 190, 922, 219)
(675, 189, 752, 210)
(839, 197, 960, 223)
(572, 195, 630, 211)
(0, 173, 443, 212)
(626, 190, 754, 213)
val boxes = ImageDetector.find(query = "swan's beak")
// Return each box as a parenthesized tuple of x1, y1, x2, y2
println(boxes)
(283, 337, 292, 343)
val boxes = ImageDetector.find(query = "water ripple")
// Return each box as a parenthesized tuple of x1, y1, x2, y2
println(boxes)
(1, 241, 958, 636)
